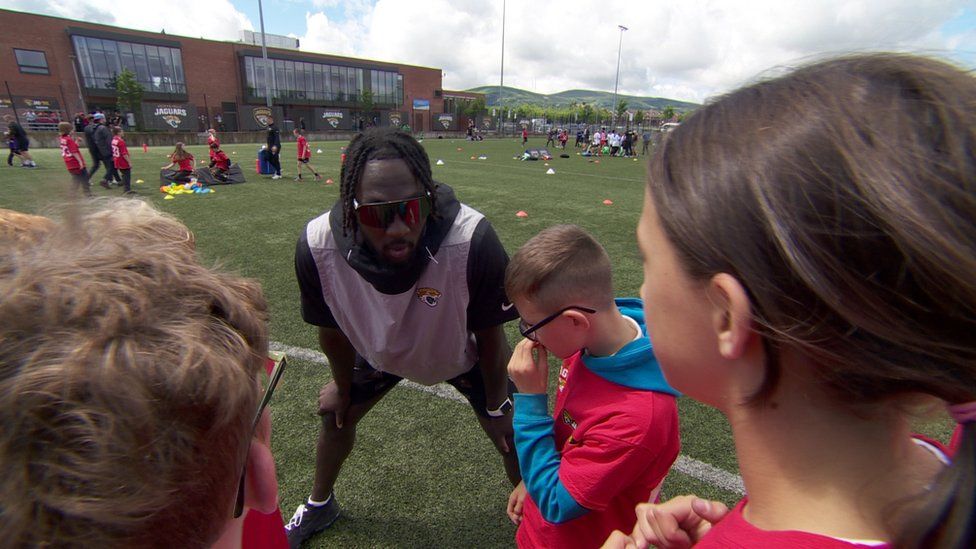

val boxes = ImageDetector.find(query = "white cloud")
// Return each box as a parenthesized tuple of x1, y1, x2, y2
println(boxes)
(4, 0, 254, 40)
(294, 0, 973, 102)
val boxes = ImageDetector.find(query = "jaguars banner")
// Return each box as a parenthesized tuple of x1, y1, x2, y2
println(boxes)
(387, 111, 404, 128)
(435, 113, 456, 131)
(312, 107, 352, 131)
(142, 103, 197, 131)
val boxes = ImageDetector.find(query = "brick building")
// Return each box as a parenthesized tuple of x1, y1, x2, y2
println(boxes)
(0, 9, 484, 133)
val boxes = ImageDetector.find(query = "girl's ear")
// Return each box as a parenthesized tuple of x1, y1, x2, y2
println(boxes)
(708, 273, 755, 360)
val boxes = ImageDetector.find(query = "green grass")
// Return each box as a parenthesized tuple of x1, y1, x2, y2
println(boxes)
(0, 137, 953, 548)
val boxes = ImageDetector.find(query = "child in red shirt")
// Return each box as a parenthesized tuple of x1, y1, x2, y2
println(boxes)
(209, 143, 231, 182)
(161, 142, 194, 183)
(504, 225, 679, 549)
(207, 127, 220, 149)
(293, 129, 322, 181)
(57, 121, 90, 197)
(111, 126, 133, 194)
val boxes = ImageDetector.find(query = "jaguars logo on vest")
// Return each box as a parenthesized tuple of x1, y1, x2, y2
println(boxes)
(416, 287, 441, 307)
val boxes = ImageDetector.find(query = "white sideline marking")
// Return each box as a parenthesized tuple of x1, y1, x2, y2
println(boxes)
(271, 341, 746, 496)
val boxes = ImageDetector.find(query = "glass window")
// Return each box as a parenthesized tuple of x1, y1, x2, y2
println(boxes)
(158, 47, 174, 92)
(72, 37, 93, 84)
(173, 49, 185, 92)
(312, 64, 322, 100)
(330, 66, 340, 100)
(285, 60, 295, 97)
(72, 36, 186, 93)
(88, 39, 110, 88)
(14, 48, 49, 75)
(102, 40, 121, 78)
(274, 59, 286, 97)
(131, 43, 150, 83)
(117, 42, 134, 73)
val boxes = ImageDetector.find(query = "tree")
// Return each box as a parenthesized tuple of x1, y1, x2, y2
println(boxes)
(634, 110, 645, 126)
(115, 69, 144, 130)
(616, 100, 628, 120)
(580, 103, 594, 124)
(662, 105, 676, 121)
(360, 90, 375, 118)
(463, 97, 487, 118)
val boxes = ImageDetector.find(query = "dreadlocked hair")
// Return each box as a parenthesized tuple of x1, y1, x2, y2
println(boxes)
(339, 128, 439, 236)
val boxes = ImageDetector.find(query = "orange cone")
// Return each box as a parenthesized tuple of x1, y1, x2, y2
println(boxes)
(603, 199, 613, 205)
(516, 210, 528, 218)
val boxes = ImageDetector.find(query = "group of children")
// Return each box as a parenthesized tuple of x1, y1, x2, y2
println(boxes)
(57, 121, 133, 196)
(57, 125, 328, 192)
(582, 128, 639, 157)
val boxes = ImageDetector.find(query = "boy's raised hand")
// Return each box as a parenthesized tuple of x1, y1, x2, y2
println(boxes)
(507, 339, 549, 394)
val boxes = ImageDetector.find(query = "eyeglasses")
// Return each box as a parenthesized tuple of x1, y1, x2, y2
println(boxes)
(234, 354, 288, 518)
(518, 306, 596, 342)
(353, 194, 431, 230)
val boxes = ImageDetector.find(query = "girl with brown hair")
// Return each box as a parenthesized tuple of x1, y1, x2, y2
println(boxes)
(608, 53, 976, 548)
(162, 141, 196, 183)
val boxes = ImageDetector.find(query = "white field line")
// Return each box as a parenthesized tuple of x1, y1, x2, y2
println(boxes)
(271, 341, 746, 496)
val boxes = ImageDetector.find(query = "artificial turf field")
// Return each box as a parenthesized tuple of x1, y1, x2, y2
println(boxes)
(0, 136, 955, 548)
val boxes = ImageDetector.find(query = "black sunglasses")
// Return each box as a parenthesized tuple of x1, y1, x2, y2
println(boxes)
(234, 354, 288, 518)
(518, 306, 596, 342)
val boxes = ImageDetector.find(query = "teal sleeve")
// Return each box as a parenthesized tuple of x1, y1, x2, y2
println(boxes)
(512, 393, 588, 523)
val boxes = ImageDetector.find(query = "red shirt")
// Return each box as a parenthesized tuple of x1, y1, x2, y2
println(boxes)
(207, 133, 220, 148)
(517, 352, 680, 549)
(297, 135, 310, 159)
(698, 437, 951, 548)
(174, 154, 194, 172)
(112, 136, 130, 169)
(59, 135, 85, 172)
(212, 150, 230, 171)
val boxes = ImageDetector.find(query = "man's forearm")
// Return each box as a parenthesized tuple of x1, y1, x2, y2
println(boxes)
(476, 325, 512, 408)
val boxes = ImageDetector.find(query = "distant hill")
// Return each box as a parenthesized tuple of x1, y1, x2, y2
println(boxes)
(466, 85, 698, 111)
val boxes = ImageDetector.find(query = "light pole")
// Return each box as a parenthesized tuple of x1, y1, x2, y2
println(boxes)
(498, 0, 506, 136)
(258, 0, 272, 108)
(611, 25, 627, 130)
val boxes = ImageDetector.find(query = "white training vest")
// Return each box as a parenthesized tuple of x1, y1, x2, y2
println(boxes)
(305, 205, 483, 385)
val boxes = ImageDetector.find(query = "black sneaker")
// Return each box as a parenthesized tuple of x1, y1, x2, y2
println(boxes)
(99, 180, 111, 190)
(284, 495, 341, 549)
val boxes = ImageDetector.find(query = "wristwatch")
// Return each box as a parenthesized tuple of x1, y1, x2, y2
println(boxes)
(486, 398, 513, 417)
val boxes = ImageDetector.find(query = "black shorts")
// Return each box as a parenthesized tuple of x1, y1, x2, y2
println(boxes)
(299, 158, 309, 164)
(349, 354, 516, 418)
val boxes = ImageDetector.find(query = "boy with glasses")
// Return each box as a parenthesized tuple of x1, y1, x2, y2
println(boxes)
(503, 224, 680, 548)
(290, 128, 520, 547)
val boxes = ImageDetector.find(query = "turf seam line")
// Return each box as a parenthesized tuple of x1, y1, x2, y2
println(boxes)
(270, 341, 746, 496)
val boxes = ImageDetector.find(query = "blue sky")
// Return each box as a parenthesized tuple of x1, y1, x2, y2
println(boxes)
(5, 0, 975, 102)
(231, 0, 368, 38)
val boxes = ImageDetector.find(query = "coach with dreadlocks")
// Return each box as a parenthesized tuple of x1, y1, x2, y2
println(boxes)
(289, 128, 520, 546)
